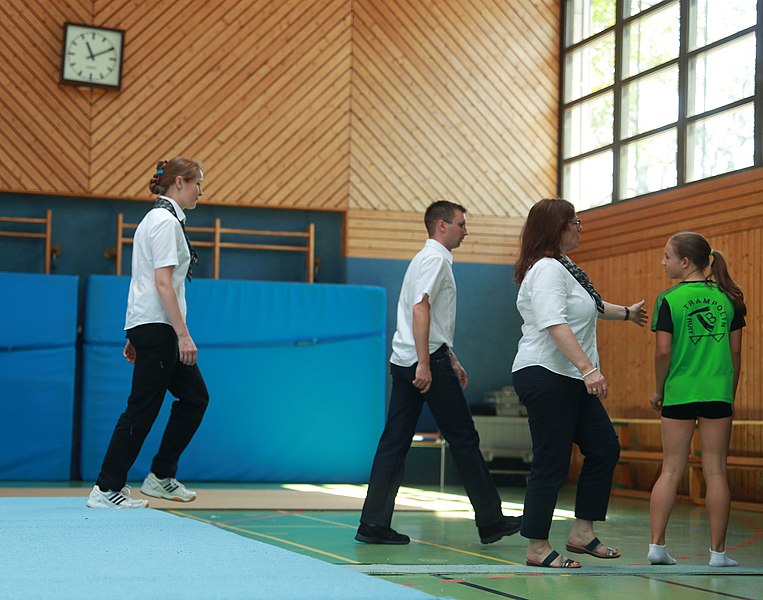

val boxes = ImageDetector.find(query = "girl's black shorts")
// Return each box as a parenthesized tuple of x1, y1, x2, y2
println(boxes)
(661, 401, 733, 420)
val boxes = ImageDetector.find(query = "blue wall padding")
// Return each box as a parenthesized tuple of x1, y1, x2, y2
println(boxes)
(0, 272, 78, 480)
(81, 276, 386, 482)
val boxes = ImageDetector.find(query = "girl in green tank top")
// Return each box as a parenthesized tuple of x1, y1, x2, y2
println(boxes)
(648, 232, 746, 568)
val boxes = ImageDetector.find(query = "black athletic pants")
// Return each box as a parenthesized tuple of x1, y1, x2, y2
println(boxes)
(95, 323, 209, 492)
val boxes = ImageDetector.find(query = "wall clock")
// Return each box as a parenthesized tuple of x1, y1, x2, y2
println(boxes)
(61, 23, 124, 89)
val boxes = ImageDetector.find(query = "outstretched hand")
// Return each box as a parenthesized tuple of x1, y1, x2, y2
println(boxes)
(628, 299, 648, 327)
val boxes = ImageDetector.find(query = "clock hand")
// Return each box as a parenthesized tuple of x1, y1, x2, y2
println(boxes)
(85, 41, 96, 60)
(91, 48, 115, 58)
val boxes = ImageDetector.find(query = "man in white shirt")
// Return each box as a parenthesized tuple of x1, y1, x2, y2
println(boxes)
(356, 201, 522, 544)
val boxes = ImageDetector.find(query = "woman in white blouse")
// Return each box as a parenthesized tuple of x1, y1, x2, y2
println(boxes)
(87, 157, 208, 509)
(512, 198, 646, 568)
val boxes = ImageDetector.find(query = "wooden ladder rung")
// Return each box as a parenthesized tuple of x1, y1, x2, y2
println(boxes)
(112, 213, 315, 282)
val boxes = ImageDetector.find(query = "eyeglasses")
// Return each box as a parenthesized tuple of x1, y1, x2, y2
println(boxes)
(443, 220, 468, 230)
(569, 219, 582, 227)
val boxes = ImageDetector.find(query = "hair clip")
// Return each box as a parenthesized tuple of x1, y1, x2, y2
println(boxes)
(156, 169, 164, 175)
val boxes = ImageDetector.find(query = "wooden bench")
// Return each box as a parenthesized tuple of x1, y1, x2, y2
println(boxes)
(611, 418, 763, 512)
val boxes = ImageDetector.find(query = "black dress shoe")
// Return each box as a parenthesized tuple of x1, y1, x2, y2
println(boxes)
(355, 523, 410, 544)
(478, 515, 522, 544)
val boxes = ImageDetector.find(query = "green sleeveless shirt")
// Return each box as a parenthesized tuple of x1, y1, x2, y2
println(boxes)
(651, 282, 744, 406)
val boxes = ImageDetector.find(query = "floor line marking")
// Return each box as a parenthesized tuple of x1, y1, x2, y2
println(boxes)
(437, 574, 530, 599)
(634, 574, 758, 600)
(280, 511, 522, 565)
(168, 510, 361, 564)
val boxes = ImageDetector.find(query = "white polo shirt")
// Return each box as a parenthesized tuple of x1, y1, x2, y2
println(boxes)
(390, 239, 457, 367)
(124, 196, 190, 330)
(511, 257, 599, 379)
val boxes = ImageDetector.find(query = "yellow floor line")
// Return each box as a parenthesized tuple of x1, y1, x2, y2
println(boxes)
(402, 539, 521, 565)
(168, 509, 361, 564)
(283, 511, 522, 565)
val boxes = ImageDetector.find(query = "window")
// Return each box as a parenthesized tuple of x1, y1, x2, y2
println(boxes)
(561, 0, 761, 210)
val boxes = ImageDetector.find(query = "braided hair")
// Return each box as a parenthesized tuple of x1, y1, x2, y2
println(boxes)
(148, 157, 203, 195)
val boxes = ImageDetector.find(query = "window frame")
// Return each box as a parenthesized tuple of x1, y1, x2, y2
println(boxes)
(559, 0, 763, 207)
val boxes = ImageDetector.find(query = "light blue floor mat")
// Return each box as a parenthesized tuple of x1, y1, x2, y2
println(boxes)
(0, 497, 436, 599)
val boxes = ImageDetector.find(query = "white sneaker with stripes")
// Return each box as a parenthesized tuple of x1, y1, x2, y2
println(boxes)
(86, 485, 149, 509)
(140, 472, 197, 502)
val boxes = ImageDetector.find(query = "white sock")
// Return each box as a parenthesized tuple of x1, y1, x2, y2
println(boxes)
(708, 549, 738, 567)
(648, 543, 677, 565)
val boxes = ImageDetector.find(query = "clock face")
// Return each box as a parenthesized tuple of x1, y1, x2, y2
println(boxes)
(61, 24, 124, 89)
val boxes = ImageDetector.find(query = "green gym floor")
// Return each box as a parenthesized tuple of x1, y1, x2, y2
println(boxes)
(169, 485, 762, 600)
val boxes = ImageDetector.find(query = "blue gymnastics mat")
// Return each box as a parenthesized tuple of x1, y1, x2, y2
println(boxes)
(0, 272, 78, 480)
(80, 276, 387, 483)
(0, 497, 435, 600)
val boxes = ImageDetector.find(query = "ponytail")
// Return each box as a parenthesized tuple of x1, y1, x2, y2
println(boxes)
(709, 249, 747, 317)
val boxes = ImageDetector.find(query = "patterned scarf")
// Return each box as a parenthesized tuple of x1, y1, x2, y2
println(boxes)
(153, 197, 198, 281)
(555, 255, 604, 313)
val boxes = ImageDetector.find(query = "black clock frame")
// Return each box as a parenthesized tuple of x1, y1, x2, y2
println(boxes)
(60, 22, 125, 90)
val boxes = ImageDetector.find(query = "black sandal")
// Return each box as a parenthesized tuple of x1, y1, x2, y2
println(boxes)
(526, 549, 581, 568)
(566, 536, 620, 559)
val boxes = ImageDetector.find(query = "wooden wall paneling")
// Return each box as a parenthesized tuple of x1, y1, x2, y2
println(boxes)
(1, 0, 560, 229)
(90, 0, 249, 194)
(745, 226, 761, 421)
(192, 2, 342, 177)
(0, 0, 560, 268)
(425, 0, 559, 189)
(347, 209, 524, 263)
(204, 0, 353, 208)
(0, 96, 33, 189)
(441, 1, 558, 142)
(95, 0, 143, 23)
(507, 2, 560, 40)
(573, 169, 763, 261)
(347, 209, 440, 260)
(46, 2, 92, 39)
(0, 1, 91, 192)
(262, 103, 351, 208)
(349, 66, 456, 213)
(87, 0, 353, 210)
(234, 32, 352, 206)
(349, 54, 461, 211)
(457, 218, 524, 263)
(350, 0, 558, 219)
(88, 2, 209, 191)
(351, 10, 508, 215)
(347, 0, 559, 264)
(579, 197, 763, 260)
(395, 0, 556, 203)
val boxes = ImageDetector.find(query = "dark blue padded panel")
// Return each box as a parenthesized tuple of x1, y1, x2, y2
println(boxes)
(0, 349, 76, 480)
(0, 273, 78, 480)
(0, 272, 79, 348)
(81, 276, 386, 482)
